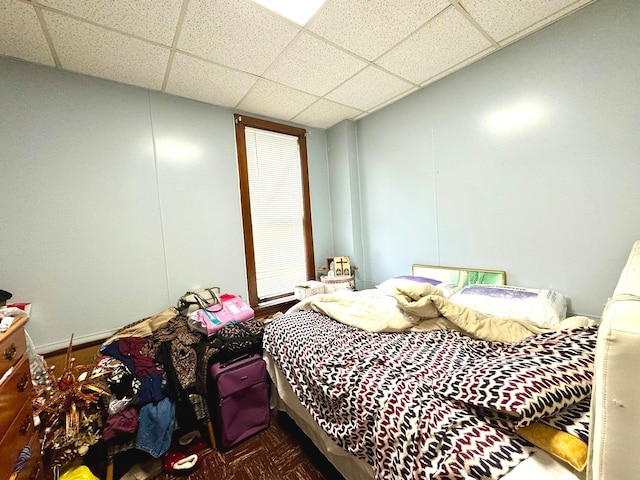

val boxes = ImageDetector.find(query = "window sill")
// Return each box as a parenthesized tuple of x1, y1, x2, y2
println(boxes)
(254, 296, 298, 319)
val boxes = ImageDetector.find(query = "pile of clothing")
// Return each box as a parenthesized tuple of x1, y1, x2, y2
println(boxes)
(96, 306, 264, 474)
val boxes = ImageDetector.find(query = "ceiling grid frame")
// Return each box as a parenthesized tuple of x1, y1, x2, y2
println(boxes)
(1, 0, 598, 129)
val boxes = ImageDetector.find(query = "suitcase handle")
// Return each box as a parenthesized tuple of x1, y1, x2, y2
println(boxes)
(220, 353, 252, 368)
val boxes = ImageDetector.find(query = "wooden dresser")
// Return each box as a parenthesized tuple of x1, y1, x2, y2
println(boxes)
(0, 316, 43, 480)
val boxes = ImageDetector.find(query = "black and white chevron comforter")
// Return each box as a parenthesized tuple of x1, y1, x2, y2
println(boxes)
(263, 310, 596, 480)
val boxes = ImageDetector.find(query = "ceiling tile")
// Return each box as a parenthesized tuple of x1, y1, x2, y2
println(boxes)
(237, 78, 318, 122)
(165, 53, 258, 108)
(307, 0, 450, 61)
(264, 32, 368, 97)
(376, 6, 493, 84)
(367, 87, 420, 114)
(326, 66, 415, 111)
(39, 0, 183, 46)
(421, 46, 493, 86)
(0, 0, 600, 129)
(496, 0, 596, 46)
(0, 0, 55, 66)
(178, 0, 299, 76)
(460, 0, 590, 44)
(43, 10, 170, 90)
(292, 98, 362, 129)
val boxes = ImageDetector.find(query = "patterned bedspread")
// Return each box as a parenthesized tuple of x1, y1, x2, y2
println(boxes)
(263, 310, 597, 480)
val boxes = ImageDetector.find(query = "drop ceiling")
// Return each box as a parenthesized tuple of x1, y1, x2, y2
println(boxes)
(1, 0, 596, 129)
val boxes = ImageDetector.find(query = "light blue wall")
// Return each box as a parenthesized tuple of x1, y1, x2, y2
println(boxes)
(3, 0, 638, 350)
(351, 0, 640, 317)
(325, 120, 364, 286)
(0, 57, 331, 351)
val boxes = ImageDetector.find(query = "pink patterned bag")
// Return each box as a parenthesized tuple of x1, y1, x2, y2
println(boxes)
(187, 293, 254, 337)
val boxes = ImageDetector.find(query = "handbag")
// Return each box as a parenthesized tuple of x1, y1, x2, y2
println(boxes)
(187, 294, 254, 337)
(213, 319, 264, 362)
(178, 288, 222, 316)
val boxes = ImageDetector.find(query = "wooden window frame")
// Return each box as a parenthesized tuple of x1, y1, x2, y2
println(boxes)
(234, 114, 315, 315)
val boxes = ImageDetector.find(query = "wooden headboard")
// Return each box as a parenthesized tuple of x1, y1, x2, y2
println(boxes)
(411, 264, 507, 287)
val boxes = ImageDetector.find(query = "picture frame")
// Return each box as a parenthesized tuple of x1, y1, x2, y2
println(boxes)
(326, 256, 352, 276)
(411, 264, 506, 287)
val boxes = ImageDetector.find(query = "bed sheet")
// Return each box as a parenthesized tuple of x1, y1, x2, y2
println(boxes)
(263, 310, 596, 480)
(265, 352, 585, 480)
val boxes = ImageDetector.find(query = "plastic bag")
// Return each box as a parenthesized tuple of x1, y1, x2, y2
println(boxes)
(59, 466, 99, 480)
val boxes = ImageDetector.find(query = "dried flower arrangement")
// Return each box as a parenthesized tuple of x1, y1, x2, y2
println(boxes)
(31, 335, 111, 474)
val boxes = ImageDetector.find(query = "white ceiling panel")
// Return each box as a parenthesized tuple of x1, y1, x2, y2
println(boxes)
(293, 98, 363, 130)
(0, 0, 599, 129)
(179, 0, 299, 76)
(237, 78, 318, 121)
(460, 0, 590, 44)
(307, 0, 450, 61)
(497, 0, 595, 47)
(39, 0, 184, 46)
(166, 53, 258, 108)
(326, 66, 416, 111)
(264, 32, 368, 96)
(377, 7, 494, 84)
(0, 0, 55, 66)
(420, 46, 494, 86)
(43, 10, 170, 90)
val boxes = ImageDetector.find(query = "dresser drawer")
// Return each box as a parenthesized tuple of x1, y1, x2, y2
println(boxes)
(0, 317, 27, 377)
(0, 355, 33, 435)
(0, 401, 38, 480)
(15, 432, 44, 480)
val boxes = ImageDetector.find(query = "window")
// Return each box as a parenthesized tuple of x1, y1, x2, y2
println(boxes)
(234, 114, 315, 310)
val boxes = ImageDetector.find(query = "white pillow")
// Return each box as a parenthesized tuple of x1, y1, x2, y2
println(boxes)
(376, 276, 461, 299)
(449, 284, 567, 328)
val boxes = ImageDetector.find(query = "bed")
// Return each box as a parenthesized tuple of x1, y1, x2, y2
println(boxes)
(263, 242, 640, 480)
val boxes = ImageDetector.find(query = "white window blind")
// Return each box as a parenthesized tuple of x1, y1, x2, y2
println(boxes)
(245, 126, 307, 299)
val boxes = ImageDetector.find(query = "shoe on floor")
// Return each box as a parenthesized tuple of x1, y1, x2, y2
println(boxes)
(178, 430, 201, 446)
(186, 439, 209, 453)
(163, 452, 201, 476)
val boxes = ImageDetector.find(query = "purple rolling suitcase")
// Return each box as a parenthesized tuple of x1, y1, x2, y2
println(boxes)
(209, 353, 270, 449)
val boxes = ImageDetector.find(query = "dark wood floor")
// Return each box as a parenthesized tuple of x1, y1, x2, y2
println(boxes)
(106, 412, 346, 480)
